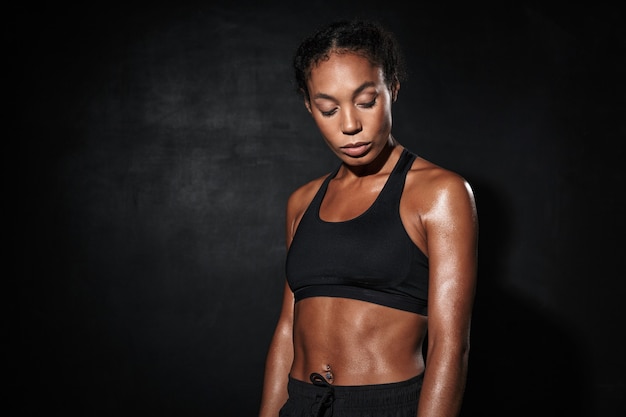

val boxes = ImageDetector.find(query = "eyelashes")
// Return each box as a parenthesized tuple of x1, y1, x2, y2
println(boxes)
(319, 99, 377, 117)
(360, 99, 376, 109)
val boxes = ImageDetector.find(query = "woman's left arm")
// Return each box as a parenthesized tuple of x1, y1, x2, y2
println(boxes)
(416, 173, 478, 417)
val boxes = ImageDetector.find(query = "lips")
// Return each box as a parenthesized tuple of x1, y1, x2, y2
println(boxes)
(340, 142, 371, 157)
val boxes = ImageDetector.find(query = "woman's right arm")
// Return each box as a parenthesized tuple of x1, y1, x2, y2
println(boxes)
(259, 185, 313, 417)
(258, 281, 295, 417)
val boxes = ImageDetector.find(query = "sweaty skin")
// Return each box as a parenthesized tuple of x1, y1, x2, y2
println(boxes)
(259, 52, 477, 417)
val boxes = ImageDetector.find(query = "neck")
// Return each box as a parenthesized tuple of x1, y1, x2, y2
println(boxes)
(343, 141, 401, 178)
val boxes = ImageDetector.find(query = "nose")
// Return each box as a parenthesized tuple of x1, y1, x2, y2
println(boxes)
(341, 107, 362, 135)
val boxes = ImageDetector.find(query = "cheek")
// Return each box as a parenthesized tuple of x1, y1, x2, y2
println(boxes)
(366, 107, 392, 133)
(317, 122, 342, 145)
(312, 114, 337, 135)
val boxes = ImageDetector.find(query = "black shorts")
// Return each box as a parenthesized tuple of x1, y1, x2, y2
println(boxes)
(279, 372, 423, 417)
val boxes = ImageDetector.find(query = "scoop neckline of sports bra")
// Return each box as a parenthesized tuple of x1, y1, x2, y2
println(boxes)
(316, 148, 408, 224)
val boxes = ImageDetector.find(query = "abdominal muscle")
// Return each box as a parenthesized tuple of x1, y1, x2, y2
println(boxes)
(290, 296, 427, 385)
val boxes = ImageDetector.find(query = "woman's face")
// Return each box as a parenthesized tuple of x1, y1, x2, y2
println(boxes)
(305, 52, 396, 166)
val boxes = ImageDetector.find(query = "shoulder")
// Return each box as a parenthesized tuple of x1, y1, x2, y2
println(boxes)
(285, 173, 329, 241)
(287, 174, 327, 213)
(401, 154, 477, 260)
(404, 155, 477, 222)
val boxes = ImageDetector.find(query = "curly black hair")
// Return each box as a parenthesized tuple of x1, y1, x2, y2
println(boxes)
(293, 19, 407, 102)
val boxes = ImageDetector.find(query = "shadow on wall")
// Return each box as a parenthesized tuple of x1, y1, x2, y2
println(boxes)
(460, 180, 591, 417)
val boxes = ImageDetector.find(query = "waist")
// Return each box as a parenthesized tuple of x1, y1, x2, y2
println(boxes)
(285, 372, 423, 414)
(289, 365, 425, 387)
(288, 371, 424, 392)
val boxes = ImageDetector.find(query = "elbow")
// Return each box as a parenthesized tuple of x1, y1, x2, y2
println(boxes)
(426, 333, 471, 369)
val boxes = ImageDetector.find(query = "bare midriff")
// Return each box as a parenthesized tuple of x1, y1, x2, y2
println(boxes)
(290, 296, 428, 385)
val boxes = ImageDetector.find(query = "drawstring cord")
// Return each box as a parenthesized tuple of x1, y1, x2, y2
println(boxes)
(309, 373, 334, 417)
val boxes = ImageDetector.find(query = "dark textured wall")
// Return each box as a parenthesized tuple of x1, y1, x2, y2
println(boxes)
(10, 2, 625, 416)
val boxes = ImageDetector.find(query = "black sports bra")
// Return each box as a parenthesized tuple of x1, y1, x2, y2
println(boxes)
(285, 148, 429, 315)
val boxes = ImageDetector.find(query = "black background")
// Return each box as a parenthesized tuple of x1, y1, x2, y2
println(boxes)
(10, 1, 625, 416)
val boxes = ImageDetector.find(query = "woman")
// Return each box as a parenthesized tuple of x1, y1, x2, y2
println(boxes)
(259, 19, 478, 417)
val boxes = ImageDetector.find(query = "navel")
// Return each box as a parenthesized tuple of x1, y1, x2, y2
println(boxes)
(323, 364, 334, 383)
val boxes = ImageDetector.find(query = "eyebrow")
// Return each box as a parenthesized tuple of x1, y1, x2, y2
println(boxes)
(312, 81, 378, 101)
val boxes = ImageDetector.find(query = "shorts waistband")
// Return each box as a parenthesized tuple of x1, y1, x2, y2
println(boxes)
(287, 372, 424, 406)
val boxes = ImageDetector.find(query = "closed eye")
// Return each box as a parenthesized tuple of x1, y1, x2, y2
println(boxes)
(321, 108, 338, 117)
(359, 99, 376, 109)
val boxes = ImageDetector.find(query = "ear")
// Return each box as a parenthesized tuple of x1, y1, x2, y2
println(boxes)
(391, 78, 400, 102)
(300, 88, 313, 113)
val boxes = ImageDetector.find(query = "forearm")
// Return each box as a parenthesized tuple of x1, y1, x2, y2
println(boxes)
(259, 326, 294, 417)
(416, 344, 469, 417)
